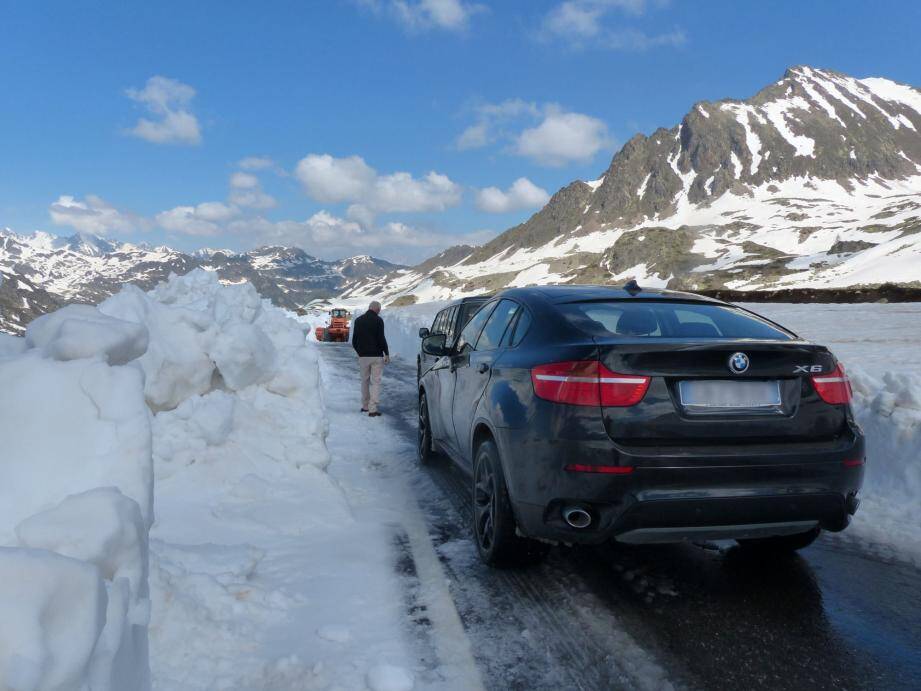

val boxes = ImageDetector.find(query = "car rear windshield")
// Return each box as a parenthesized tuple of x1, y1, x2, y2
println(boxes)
(555, 301, 794, 340)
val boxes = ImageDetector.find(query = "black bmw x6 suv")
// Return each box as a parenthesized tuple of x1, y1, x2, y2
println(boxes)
(416, 284, 865, 566)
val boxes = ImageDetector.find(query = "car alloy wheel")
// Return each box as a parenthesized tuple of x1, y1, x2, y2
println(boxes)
(418, 393, 435, 464)
(474, 457, 497, 551)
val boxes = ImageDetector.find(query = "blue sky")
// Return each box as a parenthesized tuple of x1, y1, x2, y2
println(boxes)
(1, 0, 919, 263)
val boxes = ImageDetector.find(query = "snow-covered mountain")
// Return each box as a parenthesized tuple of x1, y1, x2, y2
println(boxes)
(0, 229, 399, 333)
(344, 66, 921, 305)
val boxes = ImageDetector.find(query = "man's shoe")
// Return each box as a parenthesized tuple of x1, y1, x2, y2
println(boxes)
(368, 412, 382, 417)
(360, 408, 368, 413)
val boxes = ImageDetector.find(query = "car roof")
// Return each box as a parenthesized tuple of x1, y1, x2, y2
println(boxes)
(445, 295, 492, 307)
(497, 284, 727, 306)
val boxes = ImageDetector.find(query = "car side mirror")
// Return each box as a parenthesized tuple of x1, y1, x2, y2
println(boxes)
(421, 333, 448, 356)
(418, 327, 430, 339)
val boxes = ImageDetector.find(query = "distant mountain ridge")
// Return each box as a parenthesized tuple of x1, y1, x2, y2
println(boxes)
(0, 229, 399, 334)
(342, 66, 921, 305)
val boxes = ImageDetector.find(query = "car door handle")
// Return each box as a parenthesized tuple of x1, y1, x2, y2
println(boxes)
(477, 363, 490, 374)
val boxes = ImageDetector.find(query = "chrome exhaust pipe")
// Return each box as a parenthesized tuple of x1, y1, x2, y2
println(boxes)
(562, 506, 592, 529)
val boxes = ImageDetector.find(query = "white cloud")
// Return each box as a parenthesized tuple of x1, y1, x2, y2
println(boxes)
(455, 98, 540, 150)
(229, 211, 436, 261)
(229, 172, 259, 190)
(294, 154, 462, 214)
(515, 107, 612, 166)
(371, 171, 461, 213)
(456, 99, 611, 165)
(346, 203, 377, 228)
(456, 122, 491, 150)
(125, 76, 202, 145)
(192, 201, 238, 223)
(540, 0, 686, 51)
(476, 178, 550, 213)
(229, 171, 276, 209)
(294, 154, 377, 204)
(49, 195, 148, 235)
(224, 208, 492, 263)
(360, 0, 485, 32)
(237, 156, 275, 170)
(155, 202, 239, 237)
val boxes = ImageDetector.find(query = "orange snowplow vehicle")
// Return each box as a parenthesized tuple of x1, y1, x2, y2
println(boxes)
(315, 308, 351, 342)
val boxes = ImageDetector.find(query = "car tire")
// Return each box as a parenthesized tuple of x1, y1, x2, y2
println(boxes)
(738, 525, 821, 552)
(418, 392, 439, 465)
(472, 439, 549, 568)
(417, 357, 421, 383)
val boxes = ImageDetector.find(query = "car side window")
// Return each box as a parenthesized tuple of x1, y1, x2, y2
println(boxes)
(458, 301, 484, 330)
(456, 302, 497, 354)
(475, 300, 519, 351)
(508, 308, 531, 347)
(444, 306, 459, 345)
(431, 310, 445, 335)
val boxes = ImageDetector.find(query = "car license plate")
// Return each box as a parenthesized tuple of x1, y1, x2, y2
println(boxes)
(678, 380, 782, 411)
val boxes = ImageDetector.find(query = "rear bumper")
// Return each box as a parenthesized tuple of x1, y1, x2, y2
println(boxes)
(497, 426, 865, 545)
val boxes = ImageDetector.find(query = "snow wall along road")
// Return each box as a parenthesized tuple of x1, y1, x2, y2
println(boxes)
(384, 300, 921, 566)
(0, 269, 322, 690)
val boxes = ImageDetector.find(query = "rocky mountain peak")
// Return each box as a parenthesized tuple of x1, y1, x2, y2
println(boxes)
(343, 66, 921, 305)
(0, 230, 402, 334)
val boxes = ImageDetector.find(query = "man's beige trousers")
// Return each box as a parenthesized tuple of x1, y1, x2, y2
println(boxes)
(359, 356, 384, 413)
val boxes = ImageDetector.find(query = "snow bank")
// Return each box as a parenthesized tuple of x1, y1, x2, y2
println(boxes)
(0, 332, 27, 356)
(847, 368, 921, 564)
(0, 268, 313, 690)
(98, 270, 295, 411)
(1, 313, 152, 688)
(26, 304, 149, 365)
(382, 301, 445, 362)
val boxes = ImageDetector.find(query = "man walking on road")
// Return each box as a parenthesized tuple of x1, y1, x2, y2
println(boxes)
(351, 300, 390, 417)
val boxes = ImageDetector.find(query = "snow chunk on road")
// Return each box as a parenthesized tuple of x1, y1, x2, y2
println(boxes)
(26, 303, 149, 365)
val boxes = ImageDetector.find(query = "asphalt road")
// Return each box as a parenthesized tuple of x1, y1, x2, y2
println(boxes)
(320, 344, 921, 691)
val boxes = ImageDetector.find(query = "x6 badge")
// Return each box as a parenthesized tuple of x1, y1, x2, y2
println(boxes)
(794, 365, 823, 373)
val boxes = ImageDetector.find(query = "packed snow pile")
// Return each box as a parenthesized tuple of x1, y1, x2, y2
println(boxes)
(0, 308, 153, 687)
(837, 368, 921, 563)
(382, 301, 445, 363)
(0, 268, 326, 690)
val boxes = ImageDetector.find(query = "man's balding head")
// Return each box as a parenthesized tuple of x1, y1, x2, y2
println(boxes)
(369, 301, 382, 313)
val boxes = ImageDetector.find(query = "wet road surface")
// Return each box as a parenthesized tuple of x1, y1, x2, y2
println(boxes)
(320, 344, 921, 690)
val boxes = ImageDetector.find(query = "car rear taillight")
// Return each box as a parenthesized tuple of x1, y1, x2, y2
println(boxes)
(811, 363, 853, 405)
(531, 360, 650, 407)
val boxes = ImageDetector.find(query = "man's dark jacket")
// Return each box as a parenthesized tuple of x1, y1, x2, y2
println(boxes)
(351, 310, 390, 357)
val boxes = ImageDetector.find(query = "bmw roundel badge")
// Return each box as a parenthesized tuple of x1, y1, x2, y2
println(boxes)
(728, 352, 750, 374)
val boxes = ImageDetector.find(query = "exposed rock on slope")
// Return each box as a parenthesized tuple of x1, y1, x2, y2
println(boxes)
(343, 66, 921, 305)
(0, 229, 399, 333)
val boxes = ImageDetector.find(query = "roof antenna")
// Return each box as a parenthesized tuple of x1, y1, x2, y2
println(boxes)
(624, 279, 642, 296)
